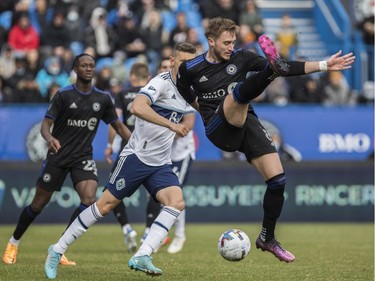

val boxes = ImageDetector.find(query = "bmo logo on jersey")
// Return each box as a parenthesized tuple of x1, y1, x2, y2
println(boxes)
(67, 117, 98, 130)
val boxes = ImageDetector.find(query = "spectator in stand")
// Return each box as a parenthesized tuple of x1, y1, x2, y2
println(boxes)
(0, 76, 12, 103)
(139, 0, 160, 29)
(322, 71, 356, 105)
(95, 65, 113, 91)
(41, 10, 71, 50)
(0, 44, 16, 81)
(60, 47, 75, 75)
(263, 75, 290, 106)
(200, 0, 240, 27)
(186, 28, 204, 54)
(6, 0, 30, 27)
(65, 5, 85, 48)
(25, 48, 40, 78)
(47, 82, 61, 101)
(141, 8, 166, 74)
(238, 24, 258, 50)
(28, 0, 51, 36)
(0, 25, 8, 48)
(115, 15, 146, 59)
(358, 13, 374, 81)
(169, 12, 190, 46)
(130, 0, 165, 25)
(35, 56, 69, 99)
(276, 14, 298, 59)
(83, 46, 96, 58)
(108, 77, 123, 102)
(13, 74, 44, 103)
(357, 80, 374, 105)
(110, 50, 129, 85)
(84, 7, 118, 59)
(288, 76, 323, 104)
(5, 56, 33, 99)
(160, 44, 173, 60)
(239, 0, 264, 40)
(260, 120, 302, 163)
(7, 13, 39, 57)
(75, 0, 102, 27)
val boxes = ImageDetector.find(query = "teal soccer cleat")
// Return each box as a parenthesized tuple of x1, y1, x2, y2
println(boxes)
(128, 255, 162, 276)
(44, 244, 62, 279)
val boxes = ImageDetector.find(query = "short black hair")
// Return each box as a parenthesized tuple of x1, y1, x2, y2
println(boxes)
(71, 53, 95, 70)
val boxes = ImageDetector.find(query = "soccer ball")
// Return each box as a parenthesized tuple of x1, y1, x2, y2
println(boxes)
(217, 229, 251, 262)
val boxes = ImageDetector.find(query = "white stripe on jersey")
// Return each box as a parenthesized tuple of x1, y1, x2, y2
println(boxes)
(120, 71, 195, 166)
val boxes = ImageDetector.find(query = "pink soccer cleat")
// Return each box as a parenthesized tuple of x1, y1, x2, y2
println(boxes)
(256, 235, 295, 263)
(258, 35, 290, 76)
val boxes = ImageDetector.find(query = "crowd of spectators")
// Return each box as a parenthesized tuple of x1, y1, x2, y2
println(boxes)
(0, 0, 373, 105)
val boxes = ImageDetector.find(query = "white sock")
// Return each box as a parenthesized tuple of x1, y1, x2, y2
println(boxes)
(9, 236, 20, 246)
(174, 209, 186, 238)
(143, 227, 150, 237)
(122, 223, 132, 235)
(135, 206, 180, 257)
(53, 203, 103, 254)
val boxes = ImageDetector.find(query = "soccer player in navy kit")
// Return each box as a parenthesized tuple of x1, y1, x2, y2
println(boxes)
(3, 54, 131, 266)
(44, 43, 197, 278)
(176, 17, 355, 262)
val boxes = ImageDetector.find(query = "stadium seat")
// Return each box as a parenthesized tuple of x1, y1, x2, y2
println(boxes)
(96, 57, 113, 72)
(162, 10, 176, 33)
(0, 11, 12, 30)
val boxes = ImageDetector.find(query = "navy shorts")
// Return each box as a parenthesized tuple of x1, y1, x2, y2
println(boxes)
(36, 159, 98, 192)
(206, 102, 276, 162)
(106, 154, 181, 201)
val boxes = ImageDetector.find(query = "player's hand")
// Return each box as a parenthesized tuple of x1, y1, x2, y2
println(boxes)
(47, 137, 61, 154)
(171, 123, 190, 137)
(104, 147, 113, 164)
(327, 50, 355, 71)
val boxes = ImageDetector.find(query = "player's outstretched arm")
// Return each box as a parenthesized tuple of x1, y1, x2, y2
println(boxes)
(304, 50, 355, 74)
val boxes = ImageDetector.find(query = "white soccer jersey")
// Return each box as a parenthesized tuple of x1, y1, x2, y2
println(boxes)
(171, 130, 196, 162)
(120, 71, 195, 166)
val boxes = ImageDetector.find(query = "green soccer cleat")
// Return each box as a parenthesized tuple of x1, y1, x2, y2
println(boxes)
(128, 255, 162, 276)
(44, 244, 62, 279)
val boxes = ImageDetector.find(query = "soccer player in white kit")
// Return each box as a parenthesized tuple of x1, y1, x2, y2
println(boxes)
(44, 43, 197, 278)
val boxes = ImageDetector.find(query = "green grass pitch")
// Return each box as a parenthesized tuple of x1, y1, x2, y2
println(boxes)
(0, 223, 373, 281)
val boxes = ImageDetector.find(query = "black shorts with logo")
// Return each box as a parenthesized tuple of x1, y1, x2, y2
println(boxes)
(36, 159, 99, 192)
(205, 101, 276, 162)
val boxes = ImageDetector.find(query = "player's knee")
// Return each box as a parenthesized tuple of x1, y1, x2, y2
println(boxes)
(30, 202, 45, 213)
(170, 199, 185, 211)
(98, 204, 112, 216)
(81, 197, 96, 206)
(30, 196, 51, 212)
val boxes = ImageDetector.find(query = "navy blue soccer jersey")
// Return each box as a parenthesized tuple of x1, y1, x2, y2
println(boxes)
(114, 86, 141, 133)
(176, 49, 268, 124)
(45, 84, 118, 166)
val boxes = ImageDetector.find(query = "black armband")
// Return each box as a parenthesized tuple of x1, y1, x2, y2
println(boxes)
(287, 61, 306, 76)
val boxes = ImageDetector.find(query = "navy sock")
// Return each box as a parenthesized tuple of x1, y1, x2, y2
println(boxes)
(232, 66, 274, 104)
(262, 173, 286, 242)
(112, 201, 129, 227)
(13, 205, 40, 240)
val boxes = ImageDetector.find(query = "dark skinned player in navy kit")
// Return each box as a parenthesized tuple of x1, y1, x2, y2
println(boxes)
(3, 54, 131, 265)
(176, 17, 355, 262)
